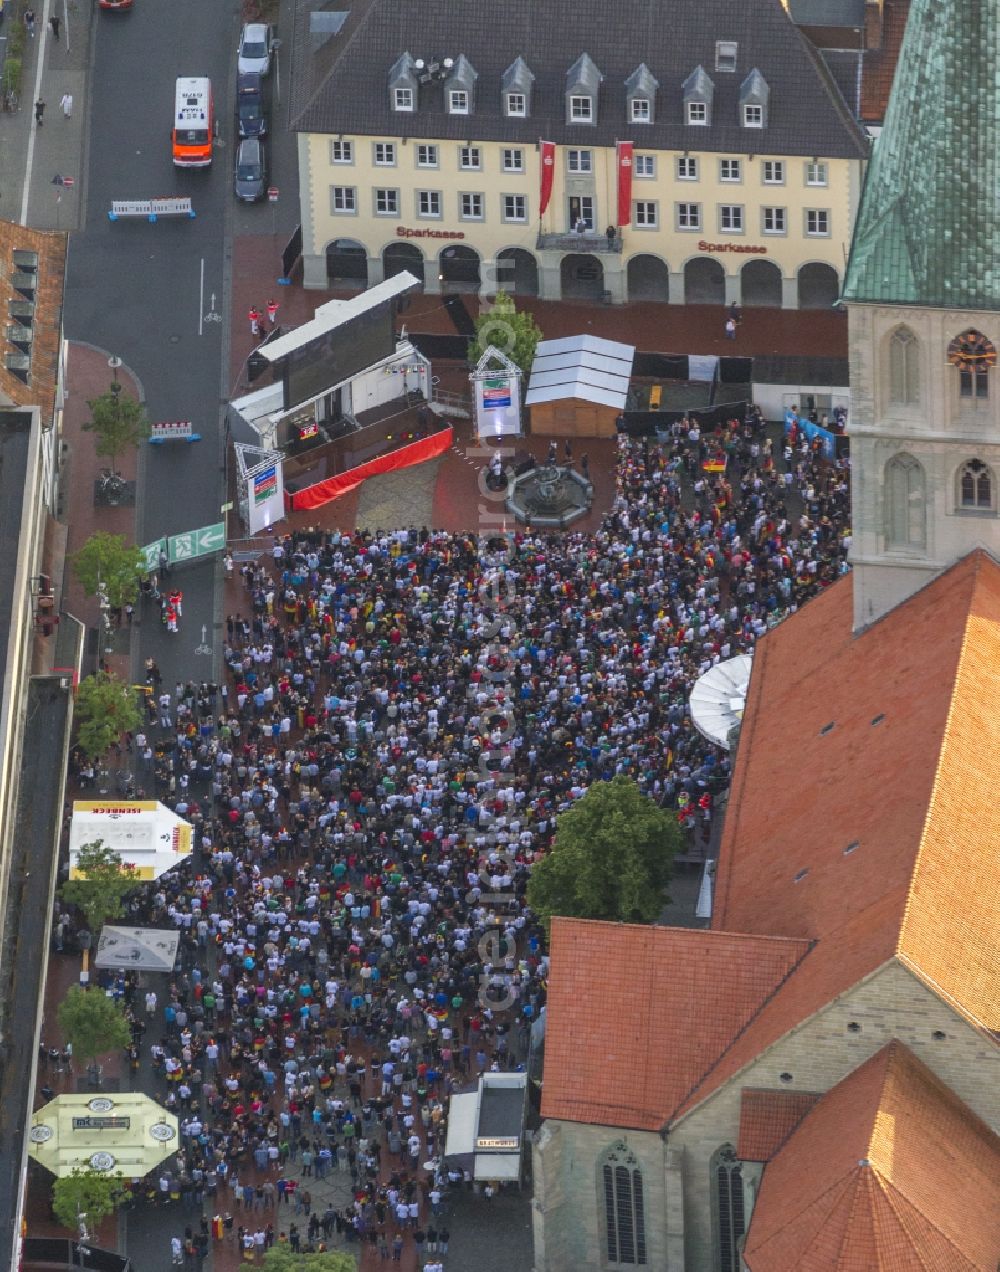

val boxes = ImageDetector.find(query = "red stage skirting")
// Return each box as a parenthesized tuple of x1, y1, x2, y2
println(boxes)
(287, 427, 454, 511)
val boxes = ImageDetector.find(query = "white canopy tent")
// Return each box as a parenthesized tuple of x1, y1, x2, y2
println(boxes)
(689, 654, 754, 750)
(95, 926, 180, 973)
(69, 801, 193, 882)
(525, 334, 635, 410)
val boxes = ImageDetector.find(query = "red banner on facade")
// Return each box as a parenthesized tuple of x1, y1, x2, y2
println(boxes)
(617, 141, 634, 227)
(539, 141, 556, 216)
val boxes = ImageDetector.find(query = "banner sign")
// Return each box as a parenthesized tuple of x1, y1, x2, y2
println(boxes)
(254, 465, 278, 504)
(482, 378, 512, 410)
(539, 141, 556, 216)
(784, 409, 837, 461)
(616, 141, 634, 227)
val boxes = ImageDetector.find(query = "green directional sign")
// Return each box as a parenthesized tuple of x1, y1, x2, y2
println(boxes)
(140, 538, 167, 573)
(167, 522, 226, 565)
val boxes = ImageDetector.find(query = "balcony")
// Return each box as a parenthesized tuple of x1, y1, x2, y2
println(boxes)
(536, 230, 622, 254)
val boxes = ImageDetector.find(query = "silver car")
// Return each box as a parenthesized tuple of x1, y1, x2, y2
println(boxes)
(234, 138, 267, 202)
(237, 22, 274, 76)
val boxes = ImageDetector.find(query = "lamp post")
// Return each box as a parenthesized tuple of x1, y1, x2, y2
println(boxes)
(107, 355, 122, 479)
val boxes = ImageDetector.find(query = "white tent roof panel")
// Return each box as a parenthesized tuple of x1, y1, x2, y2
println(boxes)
(474, 1154, 522, 1181)
(444, 1092, 478, 1158)
(526, 333, 635, 411)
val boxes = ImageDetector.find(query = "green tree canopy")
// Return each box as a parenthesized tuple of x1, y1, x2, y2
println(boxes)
(262, 1249, 357, 1272)
(470, 290, 542, 382)
(73, 672, 143, 760)
(73, 531, 146, 609)
(51, 1168, 126, 1233)
(57, 986, 131, 1066)
(60, 839, 141, 933)
(527, 774, 679, 926)
(82, 388, 150, 476)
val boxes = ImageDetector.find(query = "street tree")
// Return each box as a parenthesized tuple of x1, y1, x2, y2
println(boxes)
(57, 986, 131, 1068)
(73, 531, 146, 609)
(527, 774, 679, 926)
(60, 839, 140, 933)
(470, 290, 542, 383)
(73, 672, 143, 761)
(82, 388, 151, 477)
(51, 1168, 126, 1233)
(262, 1249, 357, 1272)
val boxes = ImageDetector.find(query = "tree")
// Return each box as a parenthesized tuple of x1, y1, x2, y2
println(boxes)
(527, 775, 679, 926)
(73, 672, 143, 760)
(73, 531, 146, 609)
(57, 986, 131, 1067)
(60, 839, 140, 933)
(51, 1168, 126, 1233)
(82, 388, 150, 477)
(262, 1250, 357, 1272)
(470, 290, 542, 383)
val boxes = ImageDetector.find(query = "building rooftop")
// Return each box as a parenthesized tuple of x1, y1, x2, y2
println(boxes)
(859, 0, 910, 121)
(0, 220, 67, 428)
(289, 0, 868, 158)
(743, 1042, 1000, 1270)
(736, 1089, 820, 1161)
(844, 0, 999, 306)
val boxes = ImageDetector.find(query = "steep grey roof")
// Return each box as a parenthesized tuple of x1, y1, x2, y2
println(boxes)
(786, 0, 864, 27)
(289, 0, 868, 158)
(625, 63, 660, 98)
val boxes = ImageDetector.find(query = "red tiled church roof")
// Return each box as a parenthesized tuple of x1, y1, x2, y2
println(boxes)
(737, 1089, 820, 1161)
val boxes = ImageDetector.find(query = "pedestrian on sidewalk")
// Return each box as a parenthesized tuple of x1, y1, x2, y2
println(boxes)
(24, 9, 36, 38)
(266, 299, 279, 327)
(59, 93, 73, 118)
(49, 14, 61, 39)
(249, 306, 261, 338)
(34, 98, 45, 125)
(170, 1235, 183, 1265)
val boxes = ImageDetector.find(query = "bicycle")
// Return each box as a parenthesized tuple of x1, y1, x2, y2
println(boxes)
(2, 88, 20, 114)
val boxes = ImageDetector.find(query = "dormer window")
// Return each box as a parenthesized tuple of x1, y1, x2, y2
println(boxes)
(394, 87, 413, 111)
(625, 63, 658, 125)
(389, 52, 418, 113)
(449, 89, 469, 114)
(739, 68, 769, 129)
(682, 66, 714, 127)
(716, 41, 738, 72)
(565, 53, 602, 126)
(502, 56, 535, 119)
(443, 54, 478, 117)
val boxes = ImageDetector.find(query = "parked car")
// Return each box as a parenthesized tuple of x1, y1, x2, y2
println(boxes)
(235, 72, 267, 138)
(237, 22, 274, 76)
(99, 0, 134, 9)
(234, 137, 267, 202)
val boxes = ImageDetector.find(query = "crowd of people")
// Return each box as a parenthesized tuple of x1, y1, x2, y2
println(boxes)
(57, 415, 851, 1266)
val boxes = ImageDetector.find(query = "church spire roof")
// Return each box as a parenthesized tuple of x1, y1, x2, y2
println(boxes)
(843, 0, 1000, 309)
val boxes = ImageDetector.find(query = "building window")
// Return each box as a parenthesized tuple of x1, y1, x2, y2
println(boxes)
(958, 459, 995, 511)
(677, 156, 698, 180)
(885, 454, 926, 549)
(712, 1146, 745, 1272)
(762, 160, 784, 184)
(393, 87, 414, 112)
(374, 188, 399, 216)
(460, 192, 484, 220)
(806, 209, 830, 236)
(719, 158, 741, 182)
(448, 89, 469, 115)
(948, 329, 996, 399)
(677, 202, 701, 231)
(715, 40, 738, 72)
(719, 204, 743, 233)
(502, 193, 527, 222)
(888, 327, 920, 405)
(743, 104, 763, 127)
(329, 140, 353, 164)
(687, 101, 707, 125)
(374, 142, 396, 166)
(417, 190, 441, 218)
(634, 200, 658, 228)
(459, 146, 481, 170)
(330, 186, 356, 215)
(634, 154, 655, 178)
(506, 92, 526, 117)
(416, 144, 439, 168)
(762, 207, 786, 235)
(570, 95, 593, 122)
(568, 149, 592, 173)
(600, 1144, 647, 1267)
(805, 160, 828, 186)
(502, 148, 524, 173)
(631, 97, 651, 122)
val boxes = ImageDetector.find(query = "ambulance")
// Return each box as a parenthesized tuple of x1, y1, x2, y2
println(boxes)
(172, 77, 213, 167)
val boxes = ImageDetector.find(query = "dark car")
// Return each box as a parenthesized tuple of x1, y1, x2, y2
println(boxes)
(236, 72, 267, 138)
(234, 138, 267, 202)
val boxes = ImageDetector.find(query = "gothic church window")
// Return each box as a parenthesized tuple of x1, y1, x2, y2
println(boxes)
(948, 329, 996, 399)
(958, 459, 995, 512)
(884, 453, 926, 548)
(600, 1143, 647, 1266)
(711, 1145, 746, 1272)
(888, 327, 920, 404)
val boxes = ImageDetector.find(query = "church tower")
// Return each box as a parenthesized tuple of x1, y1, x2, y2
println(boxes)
(843, 0, 1000, 631)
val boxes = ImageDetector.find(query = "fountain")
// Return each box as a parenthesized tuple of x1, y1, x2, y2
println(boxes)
(505, 462, 593, 527)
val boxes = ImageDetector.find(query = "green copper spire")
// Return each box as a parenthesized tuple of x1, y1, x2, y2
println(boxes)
(844, 0, 1000, 308)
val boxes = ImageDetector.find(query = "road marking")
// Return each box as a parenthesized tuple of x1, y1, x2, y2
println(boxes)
(198, 258, 204, 336)
(20, 0, 54, 227)
(194, 624, 212, 656)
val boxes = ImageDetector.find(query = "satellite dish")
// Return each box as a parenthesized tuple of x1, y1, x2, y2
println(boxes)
(689, 654, 753, 751)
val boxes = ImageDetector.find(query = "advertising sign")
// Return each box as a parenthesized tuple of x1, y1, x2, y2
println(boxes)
(482, 378, 512, 410)
(254, 465, 278, 504)
(246, 459, 285, 533)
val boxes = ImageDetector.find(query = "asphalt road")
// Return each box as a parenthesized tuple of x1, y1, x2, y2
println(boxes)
(64, 0, 240, 692)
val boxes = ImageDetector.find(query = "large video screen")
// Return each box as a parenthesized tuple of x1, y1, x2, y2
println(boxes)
(282, 302, 395, 409)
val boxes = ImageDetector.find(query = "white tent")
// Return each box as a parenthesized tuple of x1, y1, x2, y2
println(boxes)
(69, 801, 193, 882)
(95, 926, 180, 973)
(689, 654, 754, 750)
(525, 334, 635, 410)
